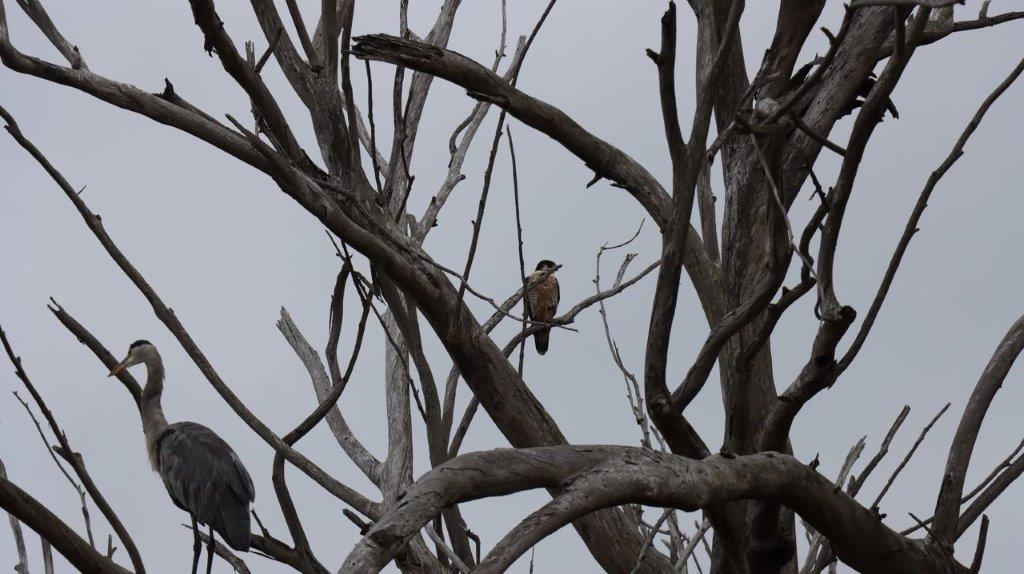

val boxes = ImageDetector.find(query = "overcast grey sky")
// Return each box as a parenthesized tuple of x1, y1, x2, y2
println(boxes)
(2, 1, 1023, 572)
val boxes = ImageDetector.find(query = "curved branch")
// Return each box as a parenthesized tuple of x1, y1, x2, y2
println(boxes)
(278, 304, 381, 485)
(933, 314, 1024, 543)
(643, 0, 742, 460)
(340, 447, 967, 574)
(815, 6, 932, 318)
(352, 34, 672, 230)
(274, 299, 371, 559)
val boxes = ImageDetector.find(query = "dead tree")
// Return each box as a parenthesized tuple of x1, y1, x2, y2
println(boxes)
(2, 1, 1024, 573)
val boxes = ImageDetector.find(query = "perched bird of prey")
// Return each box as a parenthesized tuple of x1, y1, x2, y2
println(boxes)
(109, 340, 254, 574)
(790, 60, 899, 122)
(839, 72, 900, 121)
(526, 260, 560, 355)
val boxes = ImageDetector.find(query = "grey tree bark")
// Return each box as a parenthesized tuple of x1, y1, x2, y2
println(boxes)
(2, 1, 1024, 573)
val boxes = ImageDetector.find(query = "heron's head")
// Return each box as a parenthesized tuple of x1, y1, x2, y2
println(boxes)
(108, 340, 157, 377)
(535, 259, 557, 271)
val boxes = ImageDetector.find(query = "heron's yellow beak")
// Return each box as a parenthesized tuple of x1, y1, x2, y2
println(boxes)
(108, 358, 130, 377)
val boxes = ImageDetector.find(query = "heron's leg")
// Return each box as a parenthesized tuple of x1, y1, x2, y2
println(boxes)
(190, 514, 201, 574)
(205, 525, 216, 574)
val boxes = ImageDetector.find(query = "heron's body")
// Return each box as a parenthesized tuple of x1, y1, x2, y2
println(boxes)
(526, 260, 560, 355)
(155, 421, 254, 550)
(111, 340, 254, 572)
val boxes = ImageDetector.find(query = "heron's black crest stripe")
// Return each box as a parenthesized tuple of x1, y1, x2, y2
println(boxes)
(130, 339, 152, 350)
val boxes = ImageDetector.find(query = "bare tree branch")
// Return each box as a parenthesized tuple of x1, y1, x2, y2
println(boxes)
(12, 391, 94, 549)
(341, 447, 968, 574)
(0, 472, 130, 574)
(839, 54, 1024, 376)
(934, 314, 1024, 543)
(873, 402, 950, 510)
(11, 0, 86, 69)
(0, 457, 31, 574)
(0, 104, 379, 518)
(0, 324, 144, 573)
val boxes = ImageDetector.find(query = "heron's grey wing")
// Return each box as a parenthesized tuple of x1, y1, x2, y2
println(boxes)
(229, 450, 255, 502)
(155, 422, 254, 550)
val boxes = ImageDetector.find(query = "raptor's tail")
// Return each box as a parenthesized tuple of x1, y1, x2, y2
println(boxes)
(534, 328, 550, 355)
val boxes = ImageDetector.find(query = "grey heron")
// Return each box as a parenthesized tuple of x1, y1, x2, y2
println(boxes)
(109, 340, 254, 574)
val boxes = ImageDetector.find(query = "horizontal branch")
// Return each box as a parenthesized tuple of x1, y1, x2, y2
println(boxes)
(339, 447, 966, 574)
(352, 34, 673, 228)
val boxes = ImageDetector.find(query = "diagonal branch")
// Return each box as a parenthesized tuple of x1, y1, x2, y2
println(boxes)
(0, 324, 144, 573)
(13, 391, 95, 549)
(0, 472, 130, 574)
(187, 0, 306, 163)
(0, 4, 272, 174)
(274, 299, 371, 560)
(12, 0, 86, 69)
(352, 34, 674, 229)
(0, 103, 380, 519)
(836, 53, 1024, 373)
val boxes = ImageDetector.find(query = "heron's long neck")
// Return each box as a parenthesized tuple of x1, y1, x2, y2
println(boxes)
(139, 355, 169, 469)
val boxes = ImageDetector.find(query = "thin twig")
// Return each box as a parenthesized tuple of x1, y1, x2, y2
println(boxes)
(629, 509, 672, 574)
(455, 0, 558, 302)
(508, 125, 529, 377)
(255, 27, 284, 73)
(849, 405, 912, 496)
(871, 403, 950, 510)
(596, 222, 651, 449)
(0, 457, 30, 574)
(12, 391, 94, 549)
(364, 60, 384, 194)
(422, 526, 471, 573)
(0, 323, 143, 572)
